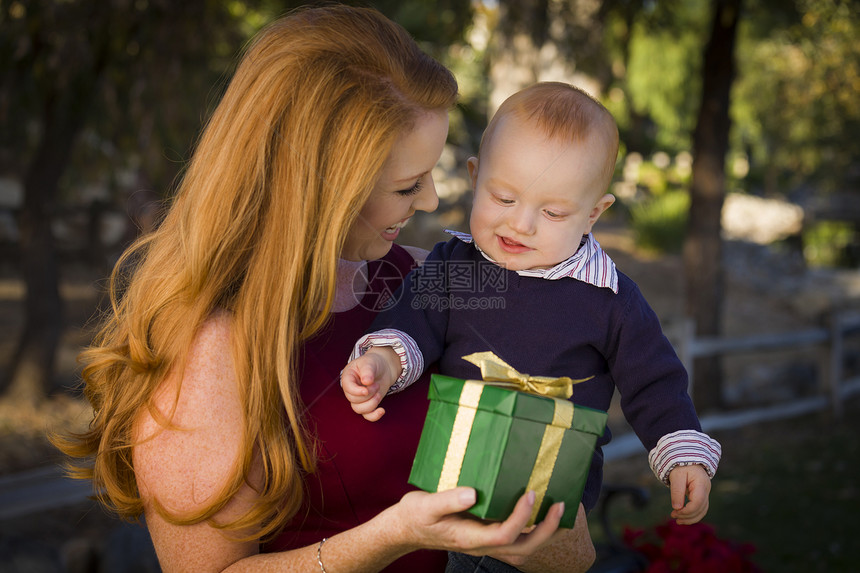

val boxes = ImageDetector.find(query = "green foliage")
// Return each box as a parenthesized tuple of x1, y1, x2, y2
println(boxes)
(636, 162, 670, 196)
(0, 0, 263, 201)
(3, 0, 857, 251)
(732, 0, 860, 193)
(803, 221, 857, 267)
(0, 0, 477, 202)
(603, 0, 711, 155)
(431, 2, 492, 150)
(630, 189, 690, 254)
(626, 27, 703, 151)
(601, 0, 857, 201)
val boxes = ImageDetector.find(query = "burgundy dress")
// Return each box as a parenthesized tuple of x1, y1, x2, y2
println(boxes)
(263, 245, 447, 571)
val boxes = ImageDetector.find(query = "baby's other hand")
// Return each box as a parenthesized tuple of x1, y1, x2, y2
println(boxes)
(668, 464, 711, 525)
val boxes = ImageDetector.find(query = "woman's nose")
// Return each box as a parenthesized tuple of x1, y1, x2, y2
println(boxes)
(413, 175, 440, 213)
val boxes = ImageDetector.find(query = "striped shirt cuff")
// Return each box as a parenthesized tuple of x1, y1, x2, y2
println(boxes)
(648, 429, 722, 485)
(350, 329, 425, 394)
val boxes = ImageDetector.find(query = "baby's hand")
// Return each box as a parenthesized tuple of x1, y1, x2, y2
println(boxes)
(667, 464, 712, 525)
(341, 349, 398, 421)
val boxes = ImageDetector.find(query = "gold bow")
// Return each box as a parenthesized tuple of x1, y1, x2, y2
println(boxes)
(462, 351, 592, 400)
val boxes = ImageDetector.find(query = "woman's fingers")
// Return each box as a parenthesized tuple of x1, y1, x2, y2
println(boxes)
(421, 487, 478, 519)
(396, 488, 564, 560)
(493, 499, 564, 557)
(397, 487, 475, 525)
(484, 501, 566, 567)
(493, 490, 538, 538)
(455, 490, 561, 553)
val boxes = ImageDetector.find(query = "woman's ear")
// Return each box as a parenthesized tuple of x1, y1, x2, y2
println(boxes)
(466, 156, 479, 190)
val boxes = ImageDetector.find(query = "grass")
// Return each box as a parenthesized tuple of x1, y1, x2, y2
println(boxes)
(629, 190, 690, 254)
(593, 395, 860, 572)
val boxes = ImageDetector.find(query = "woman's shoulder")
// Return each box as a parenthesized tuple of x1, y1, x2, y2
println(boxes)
(168, 311, 236, 408)
(133, 311, 246, 512)
(191, 310, 234, 357)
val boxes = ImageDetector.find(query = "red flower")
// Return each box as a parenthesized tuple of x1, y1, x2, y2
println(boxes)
(624, 520, 760, 572)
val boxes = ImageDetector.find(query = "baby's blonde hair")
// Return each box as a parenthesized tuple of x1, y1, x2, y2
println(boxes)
(54, 4, 457, 541)
(480, 82, 619, 195)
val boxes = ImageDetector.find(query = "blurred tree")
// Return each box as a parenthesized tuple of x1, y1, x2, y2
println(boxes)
(732, 0, 860, 196)
(357, 0, 474, 56)
(471, 0, 856, 412)
(0, 0, 258, 402)
(484, 0, 611, 116)
(0, 0, 473, 404)
(601, 0, 708, 154)
(345, 0, 476, 145)
(683, 0, 741, 412)
(602, 0, 858, 197)
(0, 0, 114, 403)
(486, 0, 551, 112)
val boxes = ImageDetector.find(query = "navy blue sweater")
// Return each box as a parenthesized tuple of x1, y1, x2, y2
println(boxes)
(371, 238, 701, 512)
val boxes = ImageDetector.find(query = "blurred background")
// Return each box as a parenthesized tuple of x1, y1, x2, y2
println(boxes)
(0, 0, 858, 571)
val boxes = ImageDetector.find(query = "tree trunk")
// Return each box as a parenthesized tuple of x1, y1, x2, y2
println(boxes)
(683, 0, 741, 412)
(4, 114, 62, 400)
(488, 0, 608, 116)
(1, 88, 90, 402)
(489, 0, 550, 113)
(1, 3, 111, 403)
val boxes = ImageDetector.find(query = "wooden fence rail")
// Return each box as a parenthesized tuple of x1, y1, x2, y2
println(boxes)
(676, 311, 860, 419)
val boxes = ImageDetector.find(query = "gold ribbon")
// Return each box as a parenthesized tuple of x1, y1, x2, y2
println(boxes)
(525, 399, 573, 526)
(462, 351, 592, 399)
(437, 381, 484, 491)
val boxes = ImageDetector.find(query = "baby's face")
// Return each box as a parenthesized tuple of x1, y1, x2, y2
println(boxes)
(468, 115, 614, 271)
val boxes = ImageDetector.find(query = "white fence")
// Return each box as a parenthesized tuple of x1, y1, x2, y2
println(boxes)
(677, 311, 860, 419)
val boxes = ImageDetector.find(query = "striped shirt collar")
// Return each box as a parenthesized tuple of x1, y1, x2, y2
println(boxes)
(445, 229, 618, 293)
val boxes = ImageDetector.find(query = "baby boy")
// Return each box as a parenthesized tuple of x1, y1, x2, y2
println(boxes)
(341, 82, 720, 526)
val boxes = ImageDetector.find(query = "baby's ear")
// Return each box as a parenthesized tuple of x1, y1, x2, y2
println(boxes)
(586, 193, 616, 229)
(596, 193, 615, 211)
(466, 156, 479, 189)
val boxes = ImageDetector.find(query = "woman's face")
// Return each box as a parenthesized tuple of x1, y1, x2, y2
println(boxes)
(342, 108, 449, 262)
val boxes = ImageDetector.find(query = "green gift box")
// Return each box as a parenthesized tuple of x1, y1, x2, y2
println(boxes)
(408, 374, 608, 529)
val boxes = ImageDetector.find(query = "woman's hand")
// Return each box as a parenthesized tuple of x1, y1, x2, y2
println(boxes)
(490, 502, 595, 573)
(388, 487, 564, 559)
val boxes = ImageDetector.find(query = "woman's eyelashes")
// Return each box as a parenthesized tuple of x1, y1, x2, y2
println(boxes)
(396, 178, 423, 196)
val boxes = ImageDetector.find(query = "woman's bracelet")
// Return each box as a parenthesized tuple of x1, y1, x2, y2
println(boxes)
(317, 537, 328, 572)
